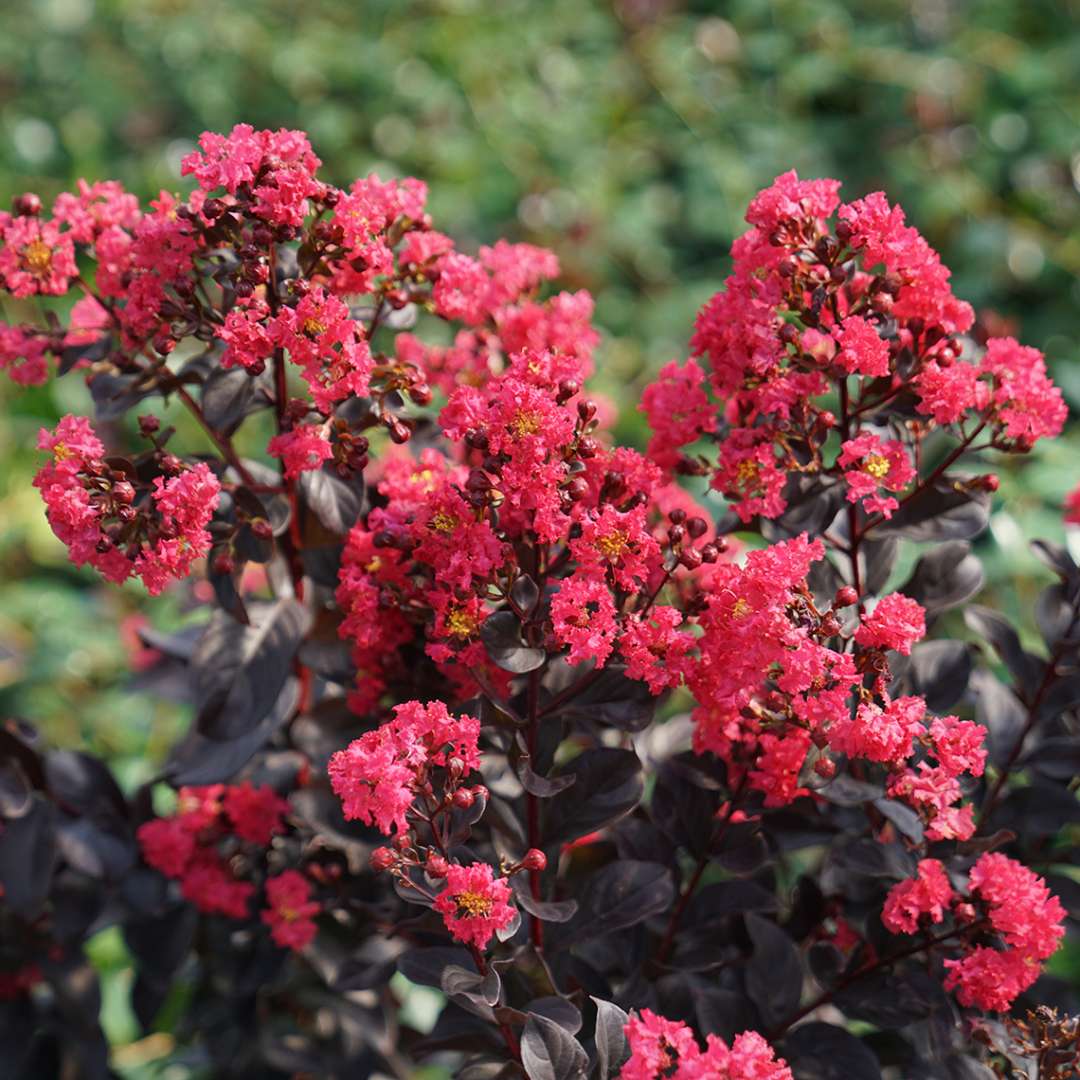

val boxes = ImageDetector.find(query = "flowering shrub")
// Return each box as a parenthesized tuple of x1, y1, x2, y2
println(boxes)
(1, 132, 1079, 1078)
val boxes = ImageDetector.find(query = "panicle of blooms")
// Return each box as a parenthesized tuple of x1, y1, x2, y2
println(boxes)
(618, 1009, 792, 1080)
(261, 870, 320, 951)
(34, 416, 221, 595)
(328, 700, 481, 834)
(433, 862, 516, 951)
(854, 593, 926, 655)
(642, 171, 1064, 528)
(882, 859, 955, 934)
(938, 855, 1066, 1011)
(620, 605, 693, 694)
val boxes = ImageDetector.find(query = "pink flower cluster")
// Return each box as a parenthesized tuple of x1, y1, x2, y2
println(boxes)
(640, 170, 1066, 524)
(33, 415, 221, 595)
(327, 700, 481, 834)
(137, 782, 311, 941)
(618, 1009, 792, 1080)
(262, 870, 320, 951)
(882, 854, 1065, 1012)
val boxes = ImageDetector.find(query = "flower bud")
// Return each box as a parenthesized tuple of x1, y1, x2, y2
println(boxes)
(668, 508, 687, 525)
(426, 854, 449, 878)
(813, 757, 837, 780)
(392, 831, 414, 852)
(13, 193, 42, 217)
(370, 847, 397, 872)
(112, 480, 136, 505)
(138, 414, 160, 436)
(700, 543, 720, 564)
(680, 547, 703, 570)
(250, 518, 273, 540)
(452, 788, 475, 810)
(521, 849, 547, 872)
(565, 476, 589, 502)
(834, 586, 859, 608)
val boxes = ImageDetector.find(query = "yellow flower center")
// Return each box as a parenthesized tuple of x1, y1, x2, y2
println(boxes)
(21, 239, 53, 277)
(430, 510, 458, 534)
(731, 597, 752, 619)
(595, 530, 629, 559)
(302, 317, 326, 338)
(510, 409, 542, 437)
(863, 454, 890, 480)
(364, 555, 382, 573)
(279, 905, 298, 922)
(52, 442, 73, 461)
(735, 459, 760, 485)
(445, 607, 479, 639)
(455, 890, 493, 918)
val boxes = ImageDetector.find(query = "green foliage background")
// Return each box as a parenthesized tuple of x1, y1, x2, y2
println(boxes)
(2, 0, 1080, 1071)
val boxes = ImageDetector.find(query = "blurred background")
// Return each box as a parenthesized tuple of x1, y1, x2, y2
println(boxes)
(2, 0, 1080, 1069)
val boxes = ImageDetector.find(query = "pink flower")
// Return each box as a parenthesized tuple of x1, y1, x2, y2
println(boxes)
(433, 862, 516, 950)
(981, 337, 1067, 448)
(745, 170, 841, 235)
(882, 859, 955, 934)
(0, 325, 50, 386)
(138, 817, 196, 878)
(572, 504, 662, 590)
(223, 783, 289, 845)
(267, 424, 334, 479)
(620, 606, 692, 694)
(712, 429, 788, 522)
(750, 729, 811, 807)
(827, 695, 926, 766)
(835, 315, 889, 377)
(328, 700, 481, 835)
(262, 870, 319, 951)
(641, 360, 715, 470)
(929, 715, 987, 778)
(432, 252, 491, 325)
(0, 216, 77, 297)
(551, 574, 618, 667)
(219, 301, 273, 371)
(855, 593, 926, 655)
(914, 358, 984, 425)
(839, 433, 915, 518)
(52, 178, 140, 243)
(618, 1009, 792, 1080)
(180, 853, 255, 918)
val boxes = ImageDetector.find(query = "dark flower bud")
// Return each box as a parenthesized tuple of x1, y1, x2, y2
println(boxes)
(212, 550, 235, 575)
(426, 854, 449, 878)
(700, 543, 720, 563)
(138, 414, 160, 436)
(112, 480, 136, 505)
(578, 436, 599, 458)
(452, 788, 475, 810)
(834, 586, 859, 608)
(686, 517, 708, 539)
(465, 429, 489, 451)
(668, 524, 686, 545)
(814, 756, 837, 779)
(250, 518, 273, 540)
(577, 399, 598, 422)
(680, 547, 703, 570)
(668, 508, 687, 525)
(370, 847, 397, 871)
(521, 849, 547, 872)
(13, 193, 42, 217)
(556, 379, 580, 404)
(392, 832, 413, 852)
(835, 220, 853, 246)
(565, 476, 589, 502)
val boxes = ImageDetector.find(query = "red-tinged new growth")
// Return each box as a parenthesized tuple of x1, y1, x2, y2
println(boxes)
(432, 862, 516, 951)
(262, 870, 320, 951)
(618, 1009, 792, 1080)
